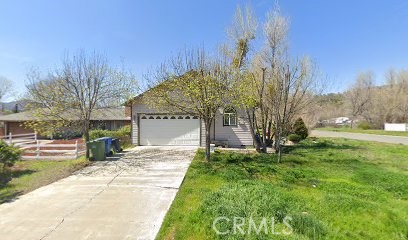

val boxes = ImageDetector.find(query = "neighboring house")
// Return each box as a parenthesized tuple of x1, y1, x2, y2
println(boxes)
(334, 117, 351, 125)
(0, 101, 26, 113)
(0, 107, 131, 137)
(128, 95, 253, 147)
(319, 117, 351, 126)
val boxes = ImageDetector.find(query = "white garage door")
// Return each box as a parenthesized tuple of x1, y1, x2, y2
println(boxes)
(140, 115, 200, 146)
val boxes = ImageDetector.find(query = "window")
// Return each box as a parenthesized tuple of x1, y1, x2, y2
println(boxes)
(223, 107, 237, 126)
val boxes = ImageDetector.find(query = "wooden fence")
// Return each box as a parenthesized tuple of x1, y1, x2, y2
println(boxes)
(2, 133, 86, 160)
(20, 140, 86, 160)
(2, 132, 37, 147)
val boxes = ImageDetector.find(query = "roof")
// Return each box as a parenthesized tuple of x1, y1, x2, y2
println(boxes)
(125, 90, 151, 106)
(0, 107, 130, 122)
(125, 78, 177, 106)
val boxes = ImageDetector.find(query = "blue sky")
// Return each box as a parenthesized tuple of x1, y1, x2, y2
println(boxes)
(1, 0, 408, 100)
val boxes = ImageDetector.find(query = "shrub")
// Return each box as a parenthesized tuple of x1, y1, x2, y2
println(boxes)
(53, 130, 83, 140)
(293, 118, 308, 140)
(89, 125, 131, 148)
(89, 129, 111, 140)
(288, 134, 302, 143)
(357, 121, 371, 130)
(0, 141, 22, 185)
(111, 125, 131, 148)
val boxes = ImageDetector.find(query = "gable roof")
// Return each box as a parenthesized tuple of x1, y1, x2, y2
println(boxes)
(0, 107, 130, 122)
(125, 77, 180, 106)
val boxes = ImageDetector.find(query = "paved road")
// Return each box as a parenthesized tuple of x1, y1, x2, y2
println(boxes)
(311, 130, 408, 145)
(0, 146, 196, 240)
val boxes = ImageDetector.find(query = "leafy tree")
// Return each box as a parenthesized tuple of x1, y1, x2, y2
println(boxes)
(144, 48, 229, 161)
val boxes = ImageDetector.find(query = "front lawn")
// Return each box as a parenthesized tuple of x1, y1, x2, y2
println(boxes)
(0, 157, 89, 203)
(315, 127, 408, 137)
(157, 138, 408, 239)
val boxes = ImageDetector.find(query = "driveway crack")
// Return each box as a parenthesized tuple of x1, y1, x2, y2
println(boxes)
(39, 168, 124, 240)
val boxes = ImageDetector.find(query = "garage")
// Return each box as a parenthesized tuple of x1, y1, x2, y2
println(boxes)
(139, 115, 200, 146)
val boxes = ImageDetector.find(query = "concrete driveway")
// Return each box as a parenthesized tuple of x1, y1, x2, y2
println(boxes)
(0, 146, 197, 240)
(311, 130, 408, 145)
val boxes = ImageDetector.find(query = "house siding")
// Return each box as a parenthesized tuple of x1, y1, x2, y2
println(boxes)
(131, 101, 156, 145)
(200, 119, 206, 147)
(210, 109, 253, 147)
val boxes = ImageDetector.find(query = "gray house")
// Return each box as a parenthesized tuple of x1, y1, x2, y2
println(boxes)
(130, 96, 253, 147)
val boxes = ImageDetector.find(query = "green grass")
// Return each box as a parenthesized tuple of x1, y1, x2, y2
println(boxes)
(0, 157, 89, 203)
(315, 127, 408, 137)
(157, 138, 408, 240)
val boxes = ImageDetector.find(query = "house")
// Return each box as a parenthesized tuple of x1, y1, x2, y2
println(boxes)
(128, 95, 253, 147)
(0, 100, 26, 113)
(334, 117, 351, 125)
(0, 107, 131, 137)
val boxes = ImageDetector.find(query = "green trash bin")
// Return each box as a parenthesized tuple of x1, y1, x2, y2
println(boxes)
(87, 140, 106, 161)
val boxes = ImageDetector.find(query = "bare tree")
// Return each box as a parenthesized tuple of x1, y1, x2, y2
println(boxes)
(365, 69, 408, 128)
(269, 57, 319, 161)
(144, 48, 229, 161)
(25, 50, 137, 158)
(344, 71, 374, 128)
(261, 6, 290, 154)
(0, 76, 13, 102)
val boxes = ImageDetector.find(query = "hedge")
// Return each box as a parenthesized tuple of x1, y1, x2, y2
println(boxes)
(89, 125, 131, 148)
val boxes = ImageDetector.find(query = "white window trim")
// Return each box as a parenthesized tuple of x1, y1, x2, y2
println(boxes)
(223, 112, 237, 126)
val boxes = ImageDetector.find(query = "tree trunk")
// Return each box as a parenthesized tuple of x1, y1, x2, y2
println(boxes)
(274, 116, 280, 150)
(259, 67, 267, 153)
(84, 121, 90, 159)
(267, 121, 272, 146)
(276, 123, 282, 163)
(204, 120, 211, 161)
(261, 126, 267, 153)
(246, 109, 262, 152)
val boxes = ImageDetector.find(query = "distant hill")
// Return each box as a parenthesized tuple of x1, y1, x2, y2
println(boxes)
(0, 101, 26, 113)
